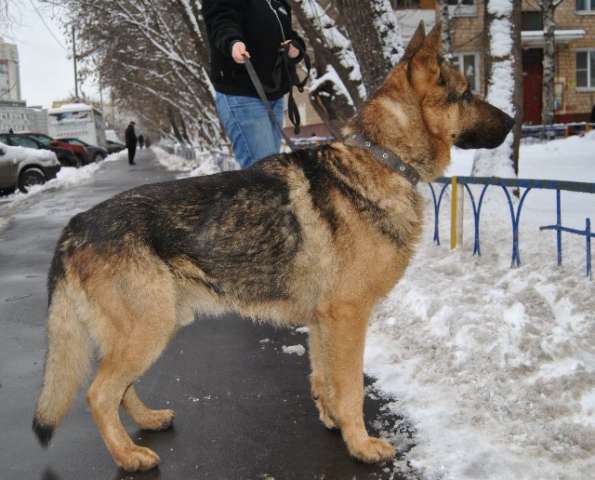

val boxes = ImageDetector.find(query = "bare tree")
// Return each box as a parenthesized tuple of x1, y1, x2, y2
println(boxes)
(437, 0, 452, 55)
(472, 0, 522, 177)
(539, 0, 564, 125)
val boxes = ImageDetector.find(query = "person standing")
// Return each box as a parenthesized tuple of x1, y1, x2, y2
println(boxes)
(203, 0, 306, 168)
(125, 121, 137, 165)
(138, 134, 145, 150)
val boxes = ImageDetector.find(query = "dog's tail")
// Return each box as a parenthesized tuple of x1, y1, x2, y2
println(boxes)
(32, 262, 92, 447)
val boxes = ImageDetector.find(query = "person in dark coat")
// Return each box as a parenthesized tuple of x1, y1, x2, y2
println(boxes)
(138, 134, 145, 149)
(125, 121, 137, 165)
(202, 0, 306, 168)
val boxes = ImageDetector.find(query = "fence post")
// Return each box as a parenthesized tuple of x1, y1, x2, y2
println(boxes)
(587, 218, 592, 280)
(450, 176, 458, 250)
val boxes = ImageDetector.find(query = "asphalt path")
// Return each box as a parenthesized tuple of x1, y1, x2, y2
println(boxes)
(0, 150, 407, 480)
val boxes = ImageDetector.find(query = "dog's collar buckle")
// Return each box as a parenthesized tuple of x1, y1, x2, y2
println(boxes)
(344, 133, 420, 186)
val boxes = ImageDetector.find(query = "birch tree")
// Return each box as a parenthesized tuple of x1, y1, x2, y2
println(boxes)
(472, 0, 522, 177)
(539, 0, 564, 125)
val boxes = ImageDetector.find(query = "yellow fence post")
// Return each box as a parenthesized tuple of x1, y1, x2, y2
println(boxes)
(450, 176, 458, 250)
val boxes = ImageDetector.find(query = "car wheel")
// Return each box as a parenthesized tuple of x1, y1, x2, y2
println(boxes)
(18, 167, 47, 193)
(75, 155, 85, 167)
(93, 153, 104, 163)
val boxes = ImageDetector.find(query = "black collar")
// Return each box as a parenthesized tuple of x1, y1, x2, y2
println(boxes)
(344, 133, 420, 186)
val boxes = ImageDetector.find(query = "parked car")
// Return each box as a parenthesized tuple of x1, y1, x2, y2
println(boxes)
(61, 138, 108, 163)
(106, 139, 126, 154)
(0, 142, 61, 194)
(0, 133, 80, 168)
(24, 132, 91, 166)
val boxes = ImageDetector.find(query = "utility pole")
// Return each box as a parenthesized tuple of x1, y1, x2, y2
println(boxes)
(72, 25, 79, 100)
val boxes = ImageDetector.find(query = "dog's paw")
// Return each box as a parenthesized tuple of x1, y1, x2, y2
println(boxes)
(136, 409, 175, 431)
(115, 445, 160, 471)
(347, 436, 395, 464)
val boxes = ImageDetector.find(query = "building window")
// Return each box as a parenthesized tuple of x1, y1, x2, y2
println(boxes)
(522, 11, 543, 30)
(390, 0, 421, 8)
(451, 53, 480, 93)
(576, 50, 595, 89)
(576, 0, 595, 12)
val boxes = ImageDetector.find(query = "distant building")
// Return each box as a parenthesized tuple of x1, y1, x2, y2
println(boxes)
(0, 37, 21, 102)
(0, 101, 48, 134)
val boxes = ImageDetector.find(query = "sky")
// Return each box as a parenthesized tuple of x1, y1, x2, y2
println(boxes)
(4, 0, 99, 108)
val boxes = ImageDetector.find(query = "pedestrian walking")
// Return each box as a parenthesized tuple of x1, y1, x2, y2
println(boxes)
(125, 121, 137, 165)
(138, 134, 145, 150)
(203, 0, 307, 168)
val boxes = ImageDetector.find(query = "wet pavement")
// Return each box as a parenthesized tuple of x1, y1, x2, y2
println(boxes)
(0, 150, 405, 480)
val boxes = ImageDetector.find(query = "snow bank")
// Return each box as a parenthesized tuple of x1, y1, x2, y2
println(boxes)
(367, 132, 595, 480)
(152, 146, 238, 178)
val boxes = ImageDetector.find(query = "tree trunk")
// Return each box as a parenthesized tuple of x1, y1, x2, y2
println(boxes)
(471, 0, 520, 178)
(541, 0, 556, 125)
(438, 0, 452, 56)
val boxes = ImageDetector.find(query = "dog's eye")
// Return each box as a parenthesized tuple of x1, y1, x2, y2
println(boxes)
(462, 90, 473, 102)
(438, 74, 446, 86)
(447, 91, 458, 103)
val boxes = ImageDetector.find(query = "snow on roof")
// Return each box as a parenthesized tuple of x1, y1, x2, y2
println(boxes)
(49, 103, 95, 114)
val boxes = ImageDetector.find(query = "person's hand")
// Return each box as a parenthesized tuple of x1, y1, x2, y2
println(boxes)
(280, 40, 300, 59)
(231, 41, 250, 64)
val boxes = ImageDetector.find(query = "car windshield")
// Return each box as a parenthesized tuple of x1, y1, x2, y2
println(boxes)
(29, 134, 52, 146)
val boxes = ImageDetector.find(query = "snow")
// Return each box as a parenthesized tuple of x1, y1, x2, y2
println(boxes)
(282, 345, 306, 356)
(366, 132, 595, 480)
(151, 146, 238, 178)
(489, 19, 513, 59)
(48, 103, 94, 113)
(0, 142, 57, 164)
(309, 65, 355, 107)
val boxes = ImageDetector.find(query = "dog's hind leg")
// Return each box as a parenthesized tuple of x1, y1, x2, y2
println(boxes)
(317, 302, 395, 464)
(308, 321, 336, 430)
(86, 266, 177, 472)
(122, 385, 175, 431)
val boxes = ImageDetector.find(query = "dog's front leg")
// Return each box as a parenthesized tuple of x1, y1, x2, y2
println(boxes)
(317, 302, 395, 463)
(308, 320, 336, 429)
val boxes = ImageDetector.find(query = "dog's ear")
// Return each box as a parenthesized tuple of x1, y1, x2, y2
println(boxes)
(401, 21, 426, 63)
(423, 22, 442, 54)
(408, 22, 442, 95)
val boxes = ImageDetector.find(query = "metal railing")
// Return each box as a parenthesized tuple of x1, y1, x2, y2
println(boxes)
(428, 176, 595, 279)
(522, 122, 594, 140)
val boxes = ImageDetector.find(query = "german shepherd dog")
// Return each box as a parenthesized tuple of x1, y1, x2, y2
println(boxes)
(33, 24, 513, 471)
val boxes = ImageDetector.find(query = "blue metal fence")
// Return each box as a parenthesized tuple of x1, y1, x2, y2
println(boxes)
(428, 177, 595, 279)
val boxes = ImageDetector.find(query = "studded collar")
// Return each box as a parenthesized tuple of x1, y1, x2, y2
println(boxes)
(344, 133, 420, 186)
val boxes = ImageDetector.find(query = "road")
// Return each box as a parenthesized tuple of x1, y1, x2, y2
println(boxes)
(0, 150, 405, 480)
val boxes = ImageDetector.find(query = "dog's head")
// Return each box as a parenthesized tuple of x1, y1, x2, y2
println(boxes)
(401, 23, 514, 150)
(357, 22, 515, 180)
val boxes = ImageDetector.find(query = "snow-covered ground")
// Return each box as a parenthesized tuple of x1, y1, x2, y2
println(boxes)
(367, 133, 595, 480)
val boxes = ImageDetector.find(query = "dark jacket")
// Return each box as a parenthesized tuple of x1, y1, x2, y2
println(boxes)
(125, 125, 137, 147)
(203, 0, 305, 100)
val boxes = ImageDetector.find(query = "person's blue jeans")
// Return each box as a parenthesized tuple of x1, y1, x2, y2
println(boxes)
(215, 92, 284, 168)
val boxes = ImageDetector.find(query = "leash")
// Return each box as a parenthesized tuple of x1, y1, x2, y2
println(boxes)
(344, 133, 420, 186)
(243, 56, 297, 152)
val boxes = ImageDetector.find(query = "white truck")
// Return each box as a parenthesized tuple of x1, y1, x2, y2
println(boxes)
(48, 103, 106, 148)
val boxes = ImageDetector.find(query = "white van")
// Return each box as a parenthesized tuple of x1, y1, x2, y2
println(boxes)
(48, 103, 107, 148)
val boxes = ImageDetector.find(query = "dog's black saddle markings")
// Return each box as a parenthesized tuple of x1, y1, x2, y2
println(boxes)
(344, 133, 420, 186)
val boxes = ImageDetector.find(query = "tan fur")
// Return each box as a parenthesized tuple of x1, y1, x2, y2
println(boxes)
(33, 23, 513, 472)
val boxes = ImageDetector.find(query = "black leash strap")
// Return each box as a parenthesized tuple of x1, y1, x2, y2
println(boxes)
(243, 56, 297, 152)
